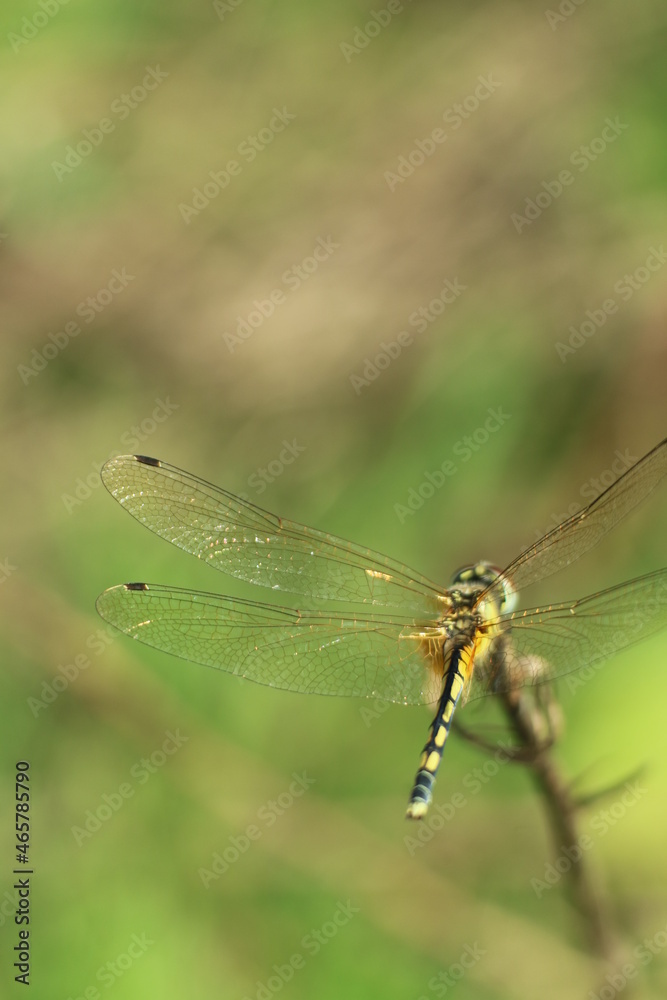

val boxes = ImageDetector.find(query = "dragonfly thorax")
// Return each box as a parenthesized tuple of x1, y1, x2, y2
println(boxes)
(432, 564, 513, 666)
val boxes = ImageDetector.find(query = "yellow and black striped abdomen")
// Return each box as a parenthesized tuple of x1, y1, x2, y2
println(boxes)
(405, 643, 474, 819)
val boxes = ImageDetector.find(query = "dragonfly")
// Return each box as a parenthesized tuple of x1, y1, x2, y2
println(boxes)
(96, 439, 667, 819)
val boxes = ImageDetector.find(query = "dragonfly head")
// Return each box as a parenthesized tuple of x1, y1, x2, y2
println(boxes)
(450, 561, 517, 614)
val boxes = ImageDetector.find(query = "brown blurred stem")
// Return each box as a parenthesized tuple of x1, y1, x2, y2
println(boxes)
(454, 690, 623, 966)
(504, 689, 621, 962)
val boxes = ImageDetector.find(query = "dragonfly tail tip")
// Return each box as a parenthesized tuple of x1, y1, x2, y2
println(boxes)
(405, 801, 428, 820)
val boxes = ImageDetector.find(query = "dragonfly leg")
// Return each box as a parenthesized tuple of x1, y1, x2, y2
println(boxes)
(452, 719, 527, 760)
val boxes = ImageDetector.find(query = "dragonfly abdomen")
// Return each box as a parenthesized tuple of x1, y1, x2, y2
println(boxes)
(405, 644, 473, 819)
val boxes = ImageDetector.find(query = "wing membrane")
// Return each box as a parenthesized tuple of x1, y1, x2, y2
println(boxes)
(99, 450, 667, 708)
(101, 455, 444, 615)
(484, 438, 666, 604)
(96, 583, 443, 705)
(469, 568, 667, 700)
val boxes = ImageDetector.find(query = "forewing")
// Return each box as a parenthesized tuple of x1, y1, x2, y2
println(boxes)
(484, 437, 666, 605)
(96, 583, 444, 705)
(468, 568, 667, 700)
(101, 455, 444, 616)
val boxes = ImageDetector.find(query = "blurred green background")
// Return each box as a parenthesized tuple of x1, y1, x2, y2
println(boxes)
(1, 1, 667, 998)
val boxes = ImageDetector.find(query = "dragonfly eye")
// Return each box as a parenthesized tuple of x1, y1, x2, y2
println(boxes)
(495, 575, 517, 614)
(451, 561, 517, 613)
(451, 561, 499, 588)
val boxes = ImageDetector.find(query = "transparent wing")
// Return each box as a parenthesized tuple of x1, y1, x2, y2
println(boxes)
(96, 583, 445, 705)
(482, 438, 666, 606)
(101, 455, 445, 616)
(468, 568, 667, 700)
